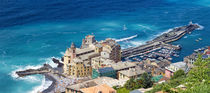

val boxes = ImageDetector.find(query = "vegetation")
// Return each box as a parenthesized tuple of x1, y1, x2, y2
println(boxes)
(146, 55, 210, 93)
(116, 87, 130, 93)
(115, 72, 154, 92)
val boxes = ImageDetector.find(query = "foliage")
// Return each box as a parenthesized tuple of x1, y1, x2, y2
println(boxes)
(140, 72, 153, 88)
(124, 72, 153, 91)
(146, 55, 210, 93)
(184, 56, 210, 93)
(116, 87, 130, 93)
(171, 69, 185, 80)
(124, 78, 137, 90)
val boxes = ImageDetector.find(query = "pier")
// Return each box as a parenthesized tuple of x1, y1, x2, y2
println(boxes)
(122, 23, 200, 58)
(16, 64, 52, 77)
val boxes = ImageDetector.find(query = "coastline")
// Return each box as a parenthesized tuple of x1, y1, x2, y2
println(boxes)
(15, 23, 201, 93)
(42, 74, 57, 93)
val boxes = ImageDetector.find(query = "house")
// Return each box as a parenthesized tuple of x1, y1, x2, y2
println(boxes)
(165, 62, 187, 78)
(118, 66, 145, 80)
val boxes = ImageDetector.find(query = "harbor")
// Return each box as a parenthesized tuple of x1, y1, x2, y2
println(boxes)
(122, 22, 200, 60)
(14, 22, 201, 93)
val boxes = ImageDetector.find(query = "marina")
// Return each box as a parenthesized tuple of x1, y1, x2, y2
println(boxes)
(122, 23, 200, 59)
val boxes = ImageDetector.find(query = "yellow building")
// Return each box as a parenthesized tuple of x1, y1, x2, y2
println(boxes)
(63, 43, 98, 77)
(68, 58, 92, 77)
(63, 35, 122, 77)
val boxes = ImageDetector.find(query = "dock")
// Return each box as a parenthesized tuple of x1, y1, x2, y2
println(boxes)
(122, 23, 200, 58)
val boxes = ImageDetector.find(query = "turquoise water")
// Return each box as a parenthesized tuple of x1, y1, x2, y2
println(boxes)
(0, 0, 210, 93)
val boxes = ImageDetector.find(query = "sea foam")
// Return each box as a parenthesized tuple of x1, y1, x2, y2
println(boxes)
(195, 23, 204, 30)
(10, 56, 60, 93)
(113, 34, 138, 42)
(28, 76, 52, 93)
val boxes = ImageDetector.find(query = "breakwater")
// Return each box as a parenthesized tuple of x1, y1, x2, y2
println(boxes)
(122, 23, 200, 58)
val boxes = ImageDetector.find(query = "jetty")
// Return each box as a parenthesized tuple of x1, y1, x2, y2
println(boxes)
(16, 64, 52, 77)
(122, 23, 200, 58)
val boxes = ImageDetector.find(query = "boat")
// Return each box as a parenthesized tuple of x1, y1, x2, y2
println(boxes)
(196, 39, 199, 42)
(123, 24, 127, 31)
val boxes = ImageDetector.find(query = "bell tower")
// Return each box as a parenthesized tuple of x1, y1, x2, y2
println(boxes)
(70, 42, 76, 62)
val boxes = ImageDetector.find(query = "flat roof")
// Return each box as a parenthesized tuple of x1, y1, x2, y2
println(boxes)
(119, 67, 145, 77)
(111, 62, 137, 70)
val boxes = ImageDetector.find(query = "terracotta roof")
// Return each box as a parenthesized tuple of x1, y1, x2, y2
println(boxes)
(80, 84, 116, 93)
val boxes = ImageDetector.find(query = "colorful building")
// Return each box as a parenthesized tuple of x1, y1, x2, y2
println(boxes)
(92, 67, 116, 79)
(63, 35, 122, 77)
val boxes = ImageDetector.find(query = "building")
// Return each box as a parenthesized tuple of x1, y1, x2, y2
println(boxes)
(63, 43, 99, 77)
(204, 46, 210, 55)
(118, 66, 145, 80)
(184, 46, 210, 67)
(165, 62, 187, 78)
(66, 77, 126, 93)
(91, 56, 115, 69)
(80, 84, 116, 93)
(111, 62, 137, 72)
(81, 35, 97, 49)
(184, 53, 197, 67)
(68, 58, 92, 77)
(100, 39, 121, 62)
(92, 67, 116, 79)
(63, 35, 122, 77)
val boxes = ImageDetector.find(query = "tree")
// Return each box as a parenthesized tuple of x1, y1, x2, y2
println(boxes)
(184, 57, 210, 92)
(171, 69, 185, 79)
(140, 72, 153, 88)
(124, 78, 136, 90)
(146, 56, 210, 93)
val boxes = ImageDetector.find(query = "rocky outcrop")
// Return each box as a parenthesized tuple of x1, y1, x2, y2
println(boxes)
(16, 64, 52, 77)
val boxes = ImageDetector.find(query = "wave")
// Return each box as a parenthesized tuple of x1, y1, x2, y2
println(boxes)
(195, 23, 204, 30)
(138, 24, 153, 30)
(60, 51, 65, 56)
(120, 40, 146, 49)
(28, 76, 52, 93)
(9, 56, 61, 93)
(39, 57, 60, 68)
(154, 28, 173, 37)
(10, 65, 42, 83)
(113, 34, 138, 42)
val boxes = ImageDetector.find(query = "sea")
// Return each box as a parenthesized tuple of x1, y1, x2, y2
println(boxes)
(0, 0, 209, 93)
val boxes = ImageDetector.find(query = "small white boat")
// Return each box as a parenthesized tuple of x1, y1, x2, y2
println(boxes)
(123, 24, 127, 31)
(196, 39, 199, 42)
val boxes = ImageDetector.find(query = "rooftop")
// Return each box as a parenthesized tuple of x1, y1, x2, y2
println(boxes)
(119, 67, 145, 77)
(111, 62, 137, 71)
(78, 52, 99, 61)
(98, 67, 115, 74)
(76, 47, 95, 55)
(67, 77, 123, 91)
(80, 84, 116, 93)
(171, 62, 186, 69)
